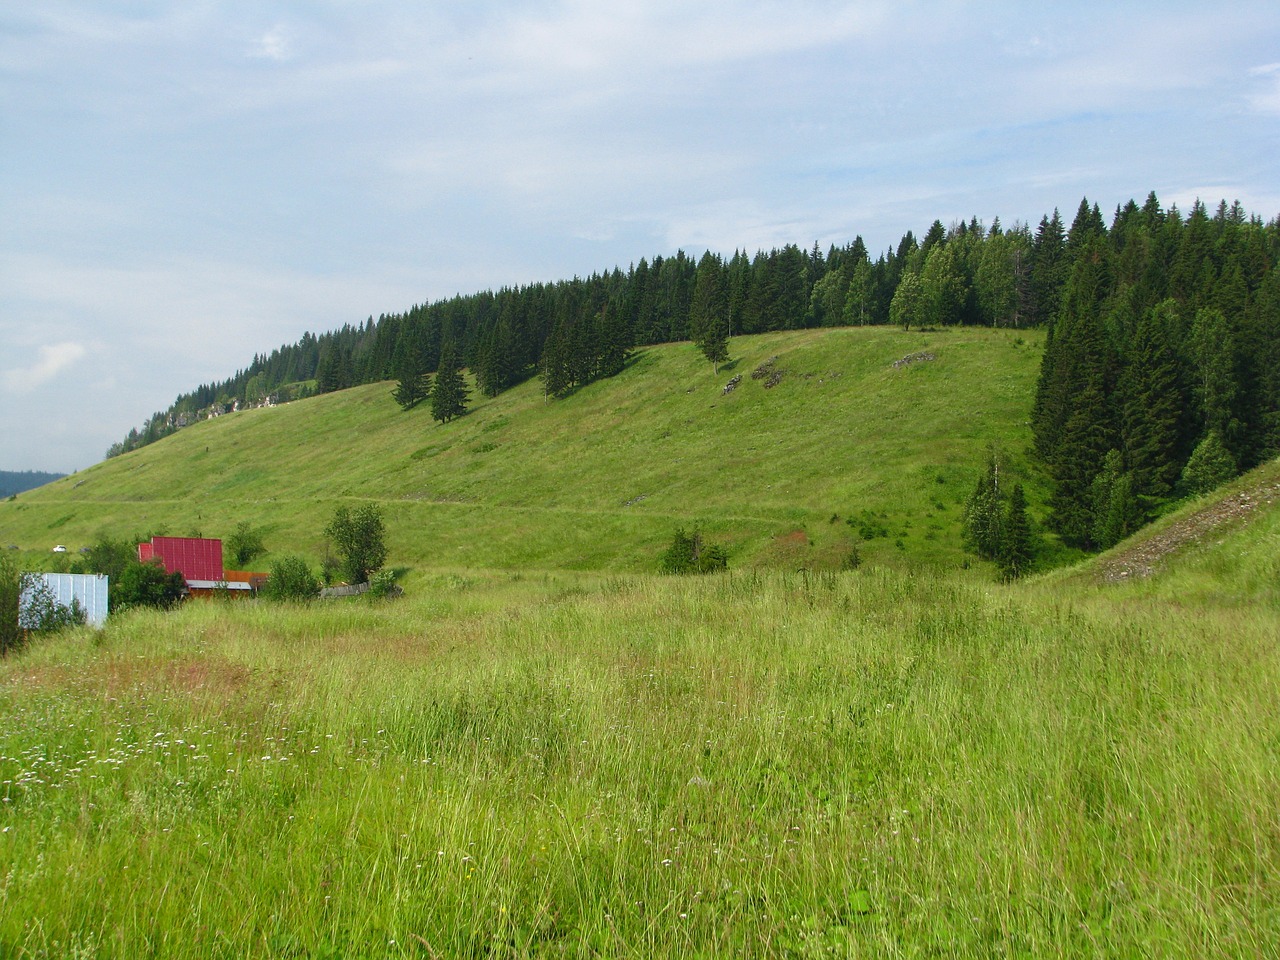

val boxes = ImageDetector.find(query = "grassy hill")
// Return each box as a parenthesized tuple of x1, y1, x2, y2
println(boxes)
(5, 328, 1280, 956)
(0, 326, 1056, 578)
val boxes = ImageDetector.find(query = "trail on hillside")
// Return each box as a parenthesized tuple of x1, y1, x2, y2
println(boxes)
(1096, 472, 1280, 583)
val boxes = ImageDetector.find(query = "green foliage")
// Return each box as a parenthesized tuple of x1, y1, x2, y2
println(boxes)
(998, 483, 1033, 580)
(16, 576, 86, 633)
(325, 504, 387, 585)
(889, 271, 924, 331)
(690, 251, 730, 372)
(962, 449, 1005, 561)
(0, 551, 21, 655)
(225, 520, 266, 568)
(1181, 430, 1237, 496)
(366, 569, 400, 600)
(659, 527, 728, 574)
(846, 510, 889, 541)
(1090, 450, 1140, 550)
(430, 340, 469, 423)
(262, 555, 320, 601)
(115, 560, 186, 611)
(964, 449, 1038, 576)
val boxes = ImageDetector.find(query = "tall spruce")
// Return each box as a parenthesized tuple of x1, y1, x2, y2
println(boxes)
(430, 340, 469, 423)
(999, 484, 1033, 580)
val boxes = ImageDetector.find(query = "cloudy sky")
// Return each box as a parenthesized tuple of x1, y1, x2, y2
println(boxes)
(3, 1, 1278, 472)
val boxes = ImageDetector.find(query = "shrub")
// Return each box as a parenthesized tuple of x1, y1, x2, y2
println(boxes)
(659, 528, 728, 575)
(1, 552, 22, 656)
(18, 577, 86, 632)
(367, 569, 401, 600)
(226, 520, 266, 568)
(263, 555, 320, 602)
(115, 560, 186, 611)
(325, 504, 387, 585)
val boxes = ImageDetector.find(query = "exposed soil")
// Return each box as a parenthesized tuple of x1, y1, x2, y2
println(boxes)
(1095, 474, 1280, 583)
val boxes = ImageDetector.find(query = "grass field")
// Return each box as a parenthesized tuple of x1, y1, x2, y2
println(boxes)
(0, 327, 1058, 578)
(4, 326, 1277, 957)
(2, 550, 1277, 957)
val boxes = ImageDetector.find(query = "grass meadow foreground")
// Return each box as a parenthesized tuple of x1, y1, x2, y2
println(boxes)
(1, 570, 1278, 958)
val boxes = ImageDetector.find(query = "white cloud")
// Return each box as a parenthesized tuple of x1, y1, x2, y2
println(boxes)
(250, 25, 293, 62)
(2, 342, 87, 394)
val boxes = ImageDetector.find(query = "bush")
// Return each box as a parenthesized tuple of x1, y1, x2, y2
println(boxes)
(367, 569, 401, 600)
(1, 552, 22, 656)
(325, 504, 387, 585)
(659, 528, 728, 575)
(263, 555, 320, 602)
(115, 560, 186, 611)
(226, 520, 266, 568)
(18, 577, 86, 632)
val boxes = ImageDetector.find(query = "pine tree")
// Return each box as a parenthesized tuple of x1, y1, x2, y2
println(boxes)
(962, 448, 1005, 560)
(1120, 301, 1185, 505)
(999, 484, 1033, 579)
(391, 328, 430, 410)
(1089, 449, 1139, 550)
(430, 340, 469, 423)
(689, 251, 730, 371)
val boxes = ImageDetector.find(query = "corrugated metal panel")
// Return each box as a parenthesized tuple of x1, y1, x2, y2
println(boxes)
(147, 537, 223, 581)
(137, 543, 154, 563)
(20, 573, 109, 628)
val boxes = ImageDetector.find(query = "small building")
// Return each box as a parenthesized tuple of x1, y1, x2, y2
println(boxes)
(137, 536, 267, 598)
(19, 573, 109, 628)
(139, 536, 225, 582)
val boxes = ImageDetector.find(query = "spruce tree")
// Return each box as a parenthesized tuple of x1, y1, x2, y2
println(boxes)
(1121, 301, 1185, 505)
(962, 448, 1006, 561)
(999, 484, 1033, 580)
(391, 329, 430, 410)
(430, 340, 469, 423)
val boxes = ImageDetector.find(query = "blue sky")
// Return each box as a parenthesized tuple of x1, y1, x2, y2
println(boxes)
(3, 1, 1279, 472)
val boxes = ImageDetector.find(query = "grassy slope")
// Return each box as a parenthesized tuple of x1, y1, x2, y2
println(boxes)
(0, 326, 1052, 577)
(4, 333, 1280, 956)
(1042, 455, 1280, 608)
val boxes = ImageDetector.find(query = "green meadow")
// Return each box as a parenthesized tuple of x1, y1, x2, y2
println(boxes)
(0, 327, 1053, 576)
(3, 328, 1278, 957)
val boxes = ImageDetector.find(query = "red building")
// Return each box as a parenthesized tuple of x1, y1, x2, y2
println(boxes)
(138, 536, 224, 582)
(137, 536, 268, 597)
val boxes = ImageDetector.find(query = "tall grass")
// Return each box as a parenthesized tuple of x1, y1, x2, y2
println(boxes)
(3, 568, 1276, 957)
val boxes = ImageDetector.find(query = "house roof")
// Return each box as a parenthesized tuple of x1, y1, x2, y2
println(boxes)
(139, 536, 224, 582)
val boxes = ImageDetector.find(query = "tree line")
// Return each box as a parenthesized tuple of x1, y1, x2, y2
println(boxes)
(107, 193, 1280, 559)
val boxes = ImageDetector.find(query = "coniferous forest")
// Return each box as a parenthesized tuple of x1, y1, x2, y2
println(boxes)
(110, 193, 1280, 555)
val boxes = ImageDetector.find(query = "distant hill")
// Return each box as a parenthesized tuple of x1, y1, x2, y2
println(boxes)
(0, 470, 64, 498)
(0, 327, 1055, 576)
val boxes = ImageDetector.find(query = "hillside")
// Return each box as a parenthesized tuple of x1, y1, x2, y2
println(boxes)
(0, 327, 1050, 577)
(1048, 455, 1280, 607)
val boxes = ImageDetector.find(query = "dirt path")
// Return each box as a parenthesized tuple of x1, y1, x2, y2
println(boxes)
(1095, 470, 1280, 583)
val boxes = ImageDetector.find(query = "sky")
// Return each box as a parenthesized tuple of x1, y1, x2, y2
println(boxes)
(3, 1, 1279, 473)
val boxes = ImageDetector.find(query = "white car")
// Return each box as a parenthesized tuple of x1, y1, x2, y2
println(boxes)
(52, 544, 67, 553)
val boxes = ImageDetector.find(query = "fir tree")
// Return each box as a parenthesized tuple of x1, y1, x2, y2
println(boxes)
(1090, 450, 1139, 550)
(1120, 301, 1185, 504)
